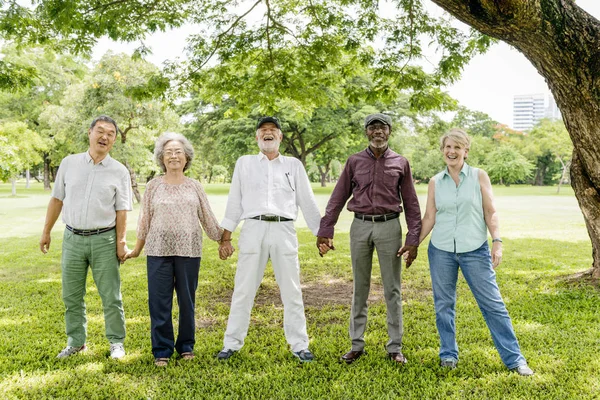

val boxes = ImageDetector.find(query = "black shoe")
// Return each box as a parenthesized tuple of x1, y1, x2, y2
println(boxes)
(217, 348, 237, 360)
(293, 349, 315, 362)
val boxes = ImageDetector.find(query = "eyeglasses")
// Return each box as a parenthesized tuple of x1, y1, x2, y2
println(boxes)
(367, 124, 389, 132)
(164, 150, 184, 157)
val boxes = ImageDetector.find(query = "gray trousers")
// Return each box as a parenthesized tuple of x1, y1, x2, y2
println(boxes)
(349, 217, 403, 353)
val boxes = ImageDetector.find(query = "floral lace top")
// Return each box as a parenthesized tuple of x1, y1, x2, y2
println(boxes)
(137, 176, 223, 257)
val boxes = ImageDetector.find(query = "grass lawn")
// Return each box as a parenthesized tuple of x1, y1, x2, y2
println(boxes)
(0, 182, 598, 399)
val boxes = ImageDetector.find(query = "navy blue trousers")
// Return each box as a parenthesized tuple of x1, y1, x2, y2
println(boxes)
(147, 256, 200, 358)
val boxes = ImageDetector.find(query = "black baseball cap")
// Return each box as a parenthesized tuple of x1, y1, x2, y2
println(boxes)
(364, 113, 392, 129)
(256, 116, 281, 130)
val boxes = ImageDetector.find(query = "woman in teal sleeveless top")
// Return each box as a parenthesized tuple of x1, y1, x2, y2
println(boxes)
(417, 128, 533, 376)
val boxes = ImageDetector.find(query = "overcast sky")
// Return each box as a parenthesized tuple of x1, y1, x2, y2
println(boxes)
(94, 0, 600, 127)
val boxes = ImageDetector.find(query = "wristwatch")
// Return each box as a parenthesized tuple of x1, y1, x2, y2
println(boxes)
(492, 238, 503, 243)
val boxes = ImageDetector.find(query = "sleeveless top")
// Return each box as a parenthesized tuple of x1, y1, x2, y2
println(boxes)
(430, 163, 488, 253)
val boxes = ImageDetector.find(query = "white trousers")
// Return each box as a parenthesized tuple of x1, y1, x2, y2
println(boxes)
(223, 219, 309, 352)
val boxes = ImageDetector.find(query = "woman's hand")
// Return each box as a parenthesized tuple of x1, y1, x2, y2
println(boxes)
(123, 248, 141, 261)
(491, 241, 502, 269)
(219, 240, 235, 260)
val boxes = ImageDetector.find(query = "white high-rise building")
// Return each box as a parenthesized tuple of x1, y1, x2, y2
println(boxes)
(512, 93, 562, 131)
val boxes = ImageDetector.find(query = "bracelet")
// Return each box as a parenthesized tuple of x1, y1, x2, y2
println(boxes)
(220, 239, 232, 242)
(492, 238, 503, 243)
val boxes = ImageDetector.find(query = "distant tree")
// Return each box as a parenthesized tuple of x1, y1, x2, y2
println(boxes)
(485, 145, 534, 186)
(524, 119, 573, 190)
(0, 122, 46, 195)
(452, 106, 498, 138)
(0, 46, 87, 189)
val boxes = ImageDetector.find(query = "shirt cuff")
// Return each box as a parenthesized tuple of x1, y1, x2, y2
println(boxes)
(317, 227, 334, 238)
(405, 234, 420, 247)
(220, 218, 239, 233)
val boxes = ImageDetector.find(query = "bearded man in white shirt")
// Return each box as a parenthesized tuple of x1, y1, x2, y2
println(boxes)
(217, 116, 322, 362)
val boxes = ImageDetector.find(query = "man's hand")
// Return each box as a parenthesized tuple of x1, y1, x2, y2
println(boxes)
(40, 232, 51, 254)
(117, 243, 128, 264)
(316, 236, 334, 257)
(491, 241, 502, 269)
(219, 241, 235, 260)
(397, 245, 418, 268)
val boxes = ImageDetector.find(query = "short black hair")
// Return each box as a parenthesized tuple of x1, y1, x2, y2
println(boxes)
(90, 115, 118, 133)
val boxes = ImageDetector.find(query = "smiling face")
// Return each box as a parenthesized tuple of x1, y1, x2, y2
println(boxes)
(162, 140, 187, 173)
(365, 122, 390, 149)
(88, 120, 117, 158)
(442, 137, 468, 168)
(256, 122, 282, 154)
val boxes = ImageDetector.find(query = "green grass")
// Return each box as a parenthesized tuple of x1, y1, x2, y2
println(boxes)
(0, 181, 598, 399)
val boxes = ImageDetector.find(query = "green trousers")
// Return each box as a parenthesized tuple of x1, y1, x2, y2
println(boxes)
(61, 229, 126, 347)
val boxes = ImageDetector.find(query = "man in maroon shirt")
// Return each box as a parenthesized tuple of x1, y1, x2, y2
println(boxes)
(317, 113, 422, 365)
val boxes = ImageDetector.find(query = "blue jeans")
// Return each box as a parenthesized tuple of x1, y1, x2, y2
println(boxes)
(428, 242, 526, 369)
(147, 256, 200, 359)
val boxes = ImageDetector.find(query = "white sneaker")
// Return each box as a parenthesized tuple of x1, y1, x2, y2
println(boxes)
(513, 364, 534, 376)
(110, 343, 125, 359)
(57, 345, 87, 359)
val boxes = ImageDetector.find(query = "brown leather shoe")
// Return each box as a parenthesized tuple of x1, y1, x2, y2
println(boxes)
(388, 352, 408, 364)
(340, 350, 366, 364)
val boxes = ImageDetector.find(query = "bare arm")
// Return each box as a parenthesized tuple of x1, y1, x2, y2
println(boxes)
(418, 178, 437, 244)
(398, 178, 436, 267)
(116, 210, 128, 262)
(40, 197, 63, 254)
(480, 169, 502, 268)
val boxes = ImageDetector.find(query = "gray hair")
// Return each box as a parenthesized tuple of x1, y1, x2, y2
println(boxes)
(90, 115, 118, 133)
(154, 132, 195, 172)
(439, 128, 471, 151)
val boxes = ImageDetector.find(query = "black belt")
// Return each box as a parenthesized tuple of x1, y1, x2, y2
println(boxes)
(354, 212, 400, 222)
(66, 225, 115, 236)
(250, 215, 294, 222)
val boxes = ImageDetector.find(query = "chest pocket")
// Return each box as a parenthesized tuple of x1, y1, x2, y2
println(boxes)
(352, 169, 371, 190)
(274, 171, 295, 193)
(383, 169, 400, 188)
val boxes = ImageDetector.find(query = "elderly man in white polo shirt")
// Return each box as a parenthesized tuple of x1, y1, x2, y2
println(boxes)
(217, 116, 322, 362)
(40, 115, 132, 359)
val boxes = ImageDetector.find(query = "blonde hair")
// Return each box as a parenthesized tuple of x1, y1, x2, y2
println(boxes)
(439, 128, 471, 151)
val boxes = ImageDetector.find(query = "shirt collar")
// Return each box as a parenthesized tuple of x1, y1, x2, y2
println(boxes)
(257, 151, 284, 163)
(85, 151, 112, 166)
(442, 162, 470, 178)
(365, 146, 390, 159)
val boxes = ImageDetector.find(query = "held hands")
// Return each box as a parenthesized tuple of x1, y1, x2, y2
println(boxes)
(219, 240, 235, 260)
(491, 241, 502, 269)
(121, 247, 141, 263)
(397, 245, 418, 268)
(316, 236, 334, 257)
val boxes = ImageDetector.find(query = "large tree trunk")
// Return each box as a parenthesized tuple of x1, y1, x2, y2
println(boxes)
(124, 161, 142, 204)
(43, 155, 51, 190)
(317, 164, 330, 187)
(431, 0, 600, 279)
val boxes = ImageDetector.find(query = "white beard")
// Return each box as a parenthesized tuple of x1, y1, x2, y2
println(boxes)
(370, 139, 388, 149)
(258, 138, 281, 153)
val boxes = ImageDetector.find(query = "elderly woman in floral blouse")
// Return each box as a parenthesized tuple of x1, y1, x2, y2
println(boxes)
(125, 132, 229, 366)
